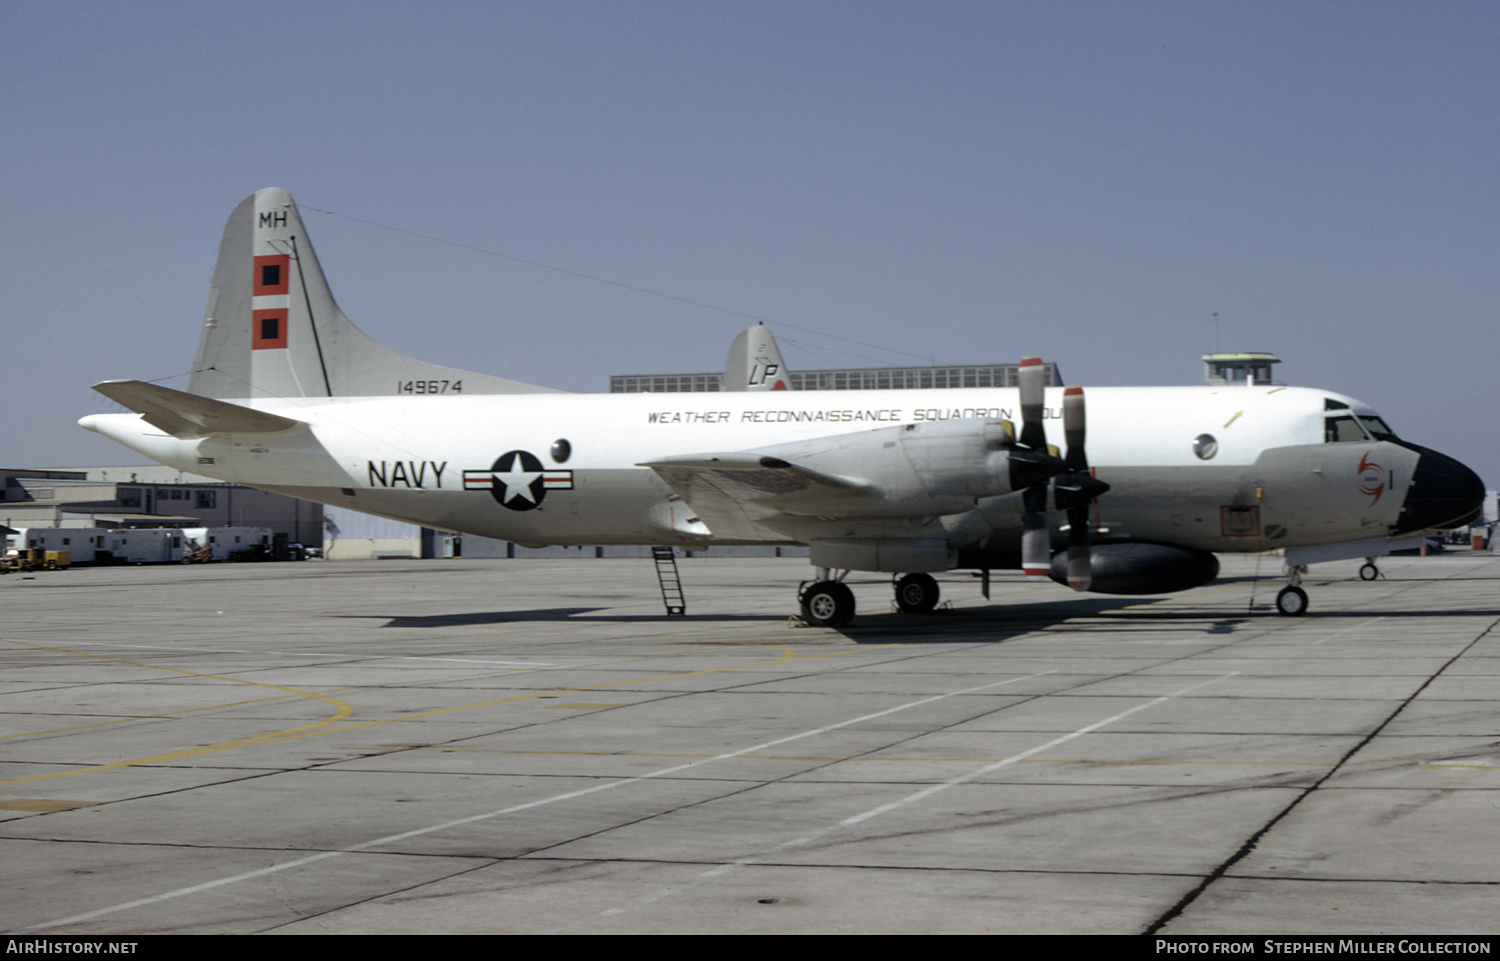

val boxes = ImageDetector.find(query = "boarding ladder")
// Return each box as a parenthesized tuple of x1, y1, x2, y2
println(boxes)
(651, 546, 687, 616)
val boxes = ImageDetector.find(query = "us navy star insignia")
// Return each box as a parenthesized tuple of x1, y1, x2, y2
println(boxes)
(464, 450, 572, 511)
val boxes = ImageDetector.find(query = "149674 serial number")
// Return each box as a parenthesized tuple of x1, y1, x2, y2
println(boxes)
(396, 380, 462, 394)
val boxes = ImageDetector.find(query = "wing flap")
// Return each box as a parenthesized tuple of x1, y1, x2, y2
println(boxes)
(639, 453, 879, 540)
(92, 380, 303, 437)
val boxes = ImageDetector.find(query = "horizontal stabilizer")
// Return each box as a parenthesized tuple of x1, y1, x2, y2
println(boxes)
(92, 380, 303, 437)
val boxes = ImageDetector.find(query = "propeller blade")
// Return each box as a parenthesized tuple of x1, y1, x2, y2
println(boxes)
(1018, 356, 1052, 579)
(1062, 385, 1086, 471)
(1022, 484, 1050, 580)
(1065, 502, 1092, 591)
(1060, 385, 1098, 591)
(1018, 355, 1047, 452)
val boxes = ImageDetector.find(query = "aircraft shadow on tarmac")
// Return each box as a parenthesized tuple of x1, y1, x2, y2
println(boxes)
(338, 595, 1176, 638)
(341, 608, 790, 629)
(340, 592, 1500, 640)
(819, 600, 1500, 642)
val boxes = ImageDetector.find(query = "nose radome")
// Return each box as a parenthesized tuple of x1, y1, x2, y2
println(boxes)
(1394, 445, 1485, 534)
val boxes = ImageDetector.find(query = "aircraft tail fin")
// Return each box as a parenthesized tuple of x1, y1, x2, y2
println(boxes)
(723, 323, 791, 391)
(187, 188, 559, 400)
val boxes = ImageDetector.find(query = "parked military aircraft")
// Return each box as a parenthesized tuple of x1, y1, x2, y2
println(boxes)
(82, 188, 1484, 625)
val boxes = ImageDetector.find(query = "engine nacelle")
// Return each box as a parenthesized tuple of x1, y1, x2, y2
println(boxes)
(743, 418, 1055, 519)
(1048, 542, 1219, 595)
(898, 420, 1019, 499)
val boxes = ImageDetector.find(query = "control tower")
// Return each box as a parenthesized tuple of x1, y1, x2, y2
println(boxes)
(1203, 352, 1281, 386)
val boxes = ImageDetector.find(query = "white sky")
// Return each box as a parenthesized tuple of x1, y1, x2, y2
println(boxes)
(5, 1, 1497, 483)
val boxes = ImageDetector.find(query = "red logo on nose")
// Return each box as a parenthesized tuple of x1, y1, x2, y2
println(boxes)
(1358, 453, 1385, 505)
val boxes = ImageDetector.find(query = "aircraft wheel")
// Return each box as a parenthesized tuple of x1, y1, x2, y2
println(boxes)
(1275, 585, 1309, 617)
(801, 581, 855, 627)
(894, 573, 939, 613)
(1359, 563, 1379, 581)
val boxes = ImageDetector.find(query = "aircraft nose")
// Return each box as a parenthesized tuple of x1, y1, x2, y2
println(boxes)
(1393, 445, 1486, 534)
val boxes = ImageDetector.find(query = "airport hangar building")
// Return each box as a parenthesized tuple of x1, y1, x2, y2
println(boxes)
(1, 465, 323, 550)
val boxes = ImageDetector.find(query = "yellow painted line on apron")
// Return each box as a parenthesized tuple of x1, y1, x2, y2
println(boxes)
(0, 638, 355, 788)
(0, 639, 899, 785)
(237, 643, 895, 744)
(0, 640, 839, 742)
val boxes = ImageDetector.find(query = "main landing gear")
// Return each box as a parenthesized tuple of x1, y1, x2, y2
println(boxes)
(1359, 558, 1381, 581)
(798, 571, 946, 627)
(799, 571, 856, 627)
(893, 572, 940, 613)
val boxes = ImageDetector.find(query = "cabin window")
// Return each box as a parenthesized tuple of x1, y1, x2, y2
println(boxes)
(1357, 415, 1397, 441)
(1324, 415, 1369, 443)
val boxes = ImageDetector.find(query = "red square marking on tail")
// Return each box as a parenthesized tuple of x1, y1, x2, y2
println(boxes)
(252, 309, 288, 349)
(254, 255, 290, 296)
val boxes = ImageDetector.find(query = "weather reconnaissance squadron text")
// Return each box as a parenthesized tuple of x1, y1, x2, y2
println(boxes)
(645, 407, 1041, 426)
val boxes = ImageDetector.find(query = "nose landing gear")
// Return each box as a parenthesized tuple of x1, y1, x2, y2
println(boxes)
(1276, 564, 1309, 616)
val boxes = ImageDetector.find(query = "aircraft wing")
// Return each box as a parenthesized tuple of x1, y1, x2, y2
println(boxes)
(92, 380, 303, 437)
(639, 453, 878, 541)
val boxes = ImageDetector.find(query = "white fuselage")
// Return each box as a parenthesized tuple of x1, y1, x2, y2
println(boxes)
(82, 382, 1417, 559)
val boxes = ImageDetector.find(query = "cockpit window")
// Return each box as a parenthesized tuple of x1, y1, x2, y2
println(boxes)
(1324, 415, 1369, 443)
(1356, 415, 1397, 441)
